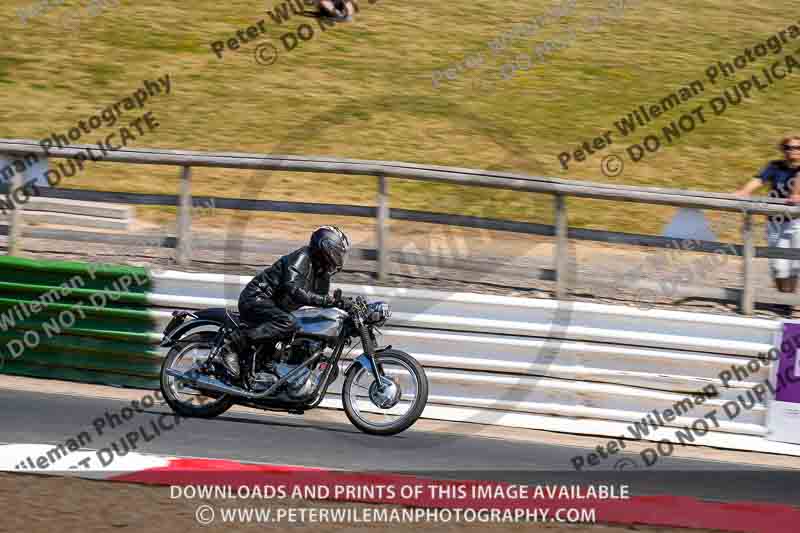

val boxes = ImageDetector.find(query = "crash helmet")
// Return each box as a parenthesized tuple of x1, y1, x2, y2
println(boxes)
(309, 225, 351, 275)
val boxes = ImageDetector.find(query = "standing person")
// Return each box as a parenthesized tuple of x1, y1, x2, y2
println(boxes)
(736, 135, 800, 314)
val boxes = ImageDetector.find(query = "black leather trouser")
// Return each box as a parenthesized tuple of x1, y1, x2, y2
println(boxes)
(238, 293, 298, 344)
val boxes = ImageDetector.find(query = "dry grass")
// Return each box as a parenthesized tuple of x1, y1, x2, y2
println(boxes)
(1, 0, 798, 242)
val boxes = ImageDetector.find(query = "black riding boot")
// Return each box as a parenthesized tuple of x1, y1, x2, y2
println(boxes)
(221, 342, 241, 378)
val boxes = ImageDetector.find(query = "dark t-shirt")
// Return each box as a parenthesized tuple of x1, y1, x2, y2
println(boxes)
(756, 160, 800, 199)
(756, 160, 800, 222)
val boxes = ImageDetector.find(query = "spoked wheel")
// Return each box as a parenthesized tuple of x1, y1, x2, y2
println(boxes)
(342, 349, 428, 435)
(160, 332, 235, 418)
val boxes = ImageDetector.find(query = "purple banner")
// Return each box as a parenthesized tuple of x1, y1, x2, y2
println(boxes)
(777, 322, 800, 403)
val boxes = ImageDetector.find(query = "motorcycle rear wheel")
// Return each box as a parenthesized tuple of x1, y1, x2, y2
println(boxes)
(160, 332, 235, 418)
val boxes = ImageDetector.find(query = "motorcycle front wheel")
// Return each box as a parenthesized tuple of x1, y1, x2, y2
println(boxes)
(342, 349, 428, 436)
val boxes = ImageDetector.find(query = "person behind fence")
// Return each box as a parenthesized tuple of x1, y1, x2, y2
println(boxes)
(226, 226, 352, 378)
(735, 135, 800, 312)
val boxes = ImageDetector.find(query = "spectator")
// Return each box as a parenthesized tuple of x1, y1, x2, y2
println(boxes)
(318, 0, 355, 21)
(736, 135, 800, 314)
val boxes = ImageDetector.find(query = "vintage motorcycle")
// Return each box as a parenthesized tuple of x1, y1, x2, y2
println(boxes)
(158, 291, 429, 435)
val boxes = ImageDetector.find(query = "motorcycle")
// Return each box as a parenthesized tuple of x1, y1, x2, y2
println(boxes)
(158, 290, 429, 435)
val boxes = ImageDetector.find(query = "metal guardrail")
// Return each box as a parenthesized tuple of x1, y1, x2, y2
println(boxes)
(148, 270, 800, 456)
(2, 138, 800, 314)
(1, 255, 795, 455)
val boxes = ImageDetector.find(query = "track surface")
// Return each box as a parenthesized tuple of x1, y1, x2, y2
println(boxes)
(3, 388, 800, 507)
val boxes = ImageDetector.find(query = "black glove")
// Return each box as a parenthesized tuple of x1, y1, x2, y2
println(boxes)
(331, 288, 348, 309)
(339, 297, 355, 311)
(321, 294, 336, 308)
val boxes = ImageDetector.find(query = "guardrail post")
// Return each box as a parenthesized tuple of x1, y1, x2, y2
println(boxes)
(555, 193, 569, 299)
(741, 211, 755, 315)
(376, 174, 390, 281)
(176, 166, 192, 266)
(7, 168, 23, 256)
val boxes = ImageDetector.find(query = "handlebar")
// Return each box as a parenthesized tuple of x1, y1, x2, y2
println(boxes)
(332, 291, 362, 313)
(337, 297, 355, 312)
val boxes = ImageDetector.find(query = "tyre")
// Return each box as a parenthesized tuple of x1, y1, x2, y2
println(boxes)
(342, 349, 428, 436)
(160, 332, 235, 419)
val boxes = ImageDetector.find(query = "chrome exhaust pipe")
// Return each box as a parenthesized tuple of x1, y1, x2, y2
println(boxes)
(165, 367, 262, 399)
(165, 350, 325, 400)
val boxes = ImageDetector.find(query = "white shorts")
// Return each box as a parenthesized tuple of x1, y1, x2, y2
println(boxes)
(767, 218, 800, 279)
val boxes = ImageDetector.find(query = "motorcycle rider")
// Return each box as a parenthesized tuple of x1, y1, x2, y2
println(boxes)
(225, 226, 351, 378)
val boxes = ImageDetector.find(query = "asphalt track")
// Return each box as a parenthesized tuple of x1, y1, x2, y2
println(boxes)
(2, 388, 799, 507)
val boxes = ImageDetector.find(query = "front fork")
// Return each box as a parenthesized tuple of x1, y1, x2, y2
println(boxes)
(351, 318, 387, 389)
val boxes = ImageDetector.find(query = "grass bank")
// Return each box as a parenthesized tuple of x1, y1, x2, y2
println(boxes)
(1, 0, 798, 241)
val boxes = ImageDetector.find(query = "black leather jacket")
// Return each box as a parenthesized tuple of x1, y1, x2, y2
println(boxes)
(240, 246, 331, 312)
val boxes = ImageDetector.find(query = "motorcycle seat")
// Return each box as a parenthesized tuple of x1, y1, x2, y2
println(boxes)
(224, 311, 252, 329)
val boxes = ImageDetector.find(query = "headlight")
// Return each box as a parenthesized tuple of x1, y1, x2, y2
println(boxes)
(366, 301, 391, 325)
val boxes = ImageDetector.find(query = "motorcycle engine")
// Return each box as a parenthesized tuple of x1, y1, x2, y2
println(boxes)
(279, 339, 325, 398)
(286, 339, 322, 365)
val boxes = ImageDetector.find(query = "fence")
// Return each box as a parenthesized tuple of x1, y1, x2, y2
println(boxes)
(153, 271, 798, 454)
(2, 138, 800, 315)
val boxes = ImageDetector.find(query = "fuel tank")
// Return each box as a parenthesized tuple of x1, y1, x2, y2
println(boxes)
(292, 307, 348, 340)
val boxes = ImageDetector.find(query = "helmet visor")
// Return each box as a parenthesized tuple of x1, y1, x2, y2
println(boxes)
(321, 240, 347, 274)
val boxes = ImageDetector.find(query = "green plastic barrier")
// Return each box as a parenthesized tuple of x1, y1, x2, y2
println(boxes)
(0, 256, 162, 389)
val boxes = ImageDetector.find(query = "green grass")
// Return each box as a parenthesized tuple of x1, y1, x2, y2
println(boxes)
(1, 0, 798, 241)
(0, 56, 29, 84)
